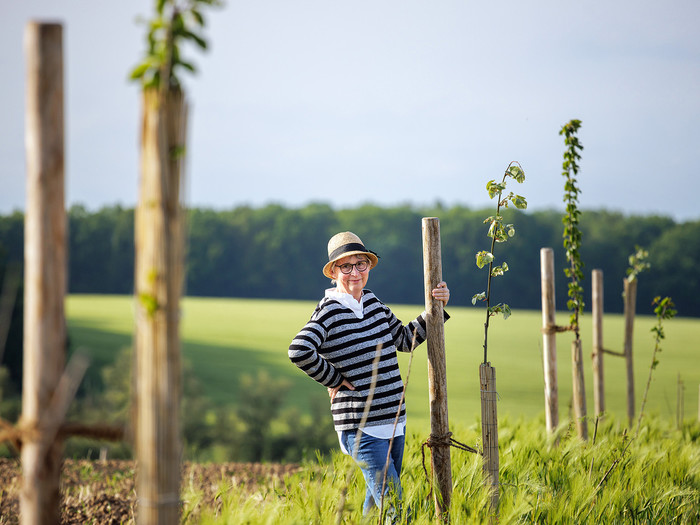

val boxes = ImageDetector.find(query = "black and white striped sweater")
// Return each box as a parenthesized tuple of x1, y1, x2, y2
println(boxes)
(289, 289, 448, 432)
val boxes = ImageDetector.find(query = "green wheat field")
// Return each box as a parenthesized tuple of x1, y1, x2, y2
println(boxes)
(67, 294, 699, 432)
(65, 295, 700, 523)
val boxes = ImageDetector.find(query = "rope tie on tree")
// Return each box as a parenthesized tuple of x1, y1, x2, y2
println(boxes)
(421, 431, 480, 497)
(541, 323, 575, 334)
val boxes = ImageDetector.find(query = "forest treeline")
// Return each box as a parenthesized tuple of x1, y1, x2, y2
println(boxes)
(1, 202, 698, 461)
(1, 202, 697, 316)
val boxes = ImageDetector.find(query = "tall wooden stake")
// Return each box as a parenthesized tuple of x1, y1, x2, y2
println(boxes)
(540, 248, 558, 433)
(480, 363, 499, 515)
(571, 339, 588, 440)
(623, 277, 637, 427)
(134, 86, 187, 525)
(21, 21, 66, 525)
(592, 269, 604, 416)
(421, 217, 451, 520)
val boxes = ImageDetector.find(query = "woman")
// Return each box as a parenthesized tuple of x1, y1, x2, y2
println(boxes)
(288, 231, 449, 518)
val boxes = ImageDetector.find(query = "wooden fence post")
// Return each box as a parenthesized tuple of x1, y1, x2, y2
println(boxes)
(421, 217, 451, 520)
(21, 21, 66, 525)
(571, 339, 588, 440)
(592, 269, 604, 416)
(134, 85, 187, 525)
(480, 363, 499, 515)
(540, 248, 558, 433)
(623, 277, 637, 427)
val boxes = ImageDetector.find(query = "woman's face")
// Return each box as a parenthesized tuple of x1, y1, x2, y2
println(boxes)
(332, 254, 370, 300)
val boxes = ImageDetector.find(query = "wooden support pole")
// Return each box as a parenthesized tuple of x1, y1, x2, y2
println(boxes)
(540, 248, 558, 432)
(571, 339, 589, 440)
(480, 363, 499, 516)
(421, 217, 451, 520)
(592, 269, 604, 416)
(623, 277, 637, 427)
(21, 21, 66, 525)
(134, 86, 187, 525)
(677, 374, 684, 429)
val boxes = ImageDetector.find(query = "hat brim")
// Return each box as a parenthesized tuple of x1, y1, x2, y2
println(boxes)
(323, 250, 379, 279)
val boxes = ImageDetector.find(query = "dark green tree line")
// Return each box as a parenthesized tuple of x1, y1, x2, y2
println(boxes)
(0, 203, 696, 319)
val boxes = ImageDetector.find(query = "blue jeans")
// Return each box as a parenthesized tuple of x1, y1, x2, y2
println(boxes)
(341, 429, 405, 516)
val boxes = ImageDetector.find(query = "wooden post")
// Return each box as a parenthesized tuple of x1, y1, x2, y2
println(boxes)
(592, 269, 604, 416)
(21, 21, 66, 525)
(677, 374, 684, 429)
(540, 248, 558, 433)
(571, 339, 588, 440)
(134, 86, 187, 525)
(421, 217, 451, 519)
(480, 363, 499, 515)
(623, 277, 637, 427)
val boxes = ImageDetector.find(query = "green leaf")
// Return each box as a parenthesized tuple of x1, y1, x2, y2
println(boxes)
(476, 251, 494, 269)
(472, 292, 486, 305)
(501, 304, 512, 320)
(191, 9, 205, 26)
(491, 263, 509, 277)
(486, 181, 505, 199)
(184, 30, 208, 50)
(507, 165, 525, 183)
(511, 194, 527, 209)
(129, 62, 151, 80)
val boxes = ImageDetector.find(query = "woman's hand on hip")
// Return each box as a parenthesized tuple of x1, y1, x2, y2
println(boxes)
(431, 281, 450, 306)
(328, 379, 355, 403)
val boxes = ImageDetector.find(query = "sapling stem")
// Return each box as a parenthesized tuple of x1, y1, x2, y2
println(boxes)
(636, 296, 677, 436)
(472, 162, 526, 363)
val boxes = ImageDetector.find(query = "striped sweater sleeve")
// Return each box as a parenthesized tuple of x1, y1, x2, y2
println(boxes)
(288, 307, 344, 388)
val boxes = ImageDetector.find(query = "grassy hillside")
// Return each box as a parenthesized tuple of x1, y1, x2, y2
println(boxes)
(66, 295, 699, 435)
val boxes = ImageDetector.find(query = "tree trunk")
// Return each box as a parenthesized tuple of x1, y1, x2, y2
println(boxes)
(134, 86, 187, 525)
(21, 21, 66, 525)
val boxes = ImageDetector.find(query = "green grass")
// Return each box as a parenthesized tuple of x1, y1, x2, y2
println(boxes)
(66, 294, 700, 437)
(182, 417, 700, 524)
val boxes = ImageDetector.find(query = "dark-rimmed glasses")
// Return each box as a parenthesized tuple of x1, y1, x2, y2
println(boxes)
(335, 260, 369, 274)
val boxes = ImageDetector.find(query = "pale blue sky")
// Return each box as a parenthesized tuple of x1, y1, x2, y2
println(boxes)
(2, 0, 699, 221)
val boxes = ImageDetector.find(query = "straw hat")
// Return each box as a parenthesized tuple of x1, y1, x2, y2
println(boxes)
(322, 231, 380, 278)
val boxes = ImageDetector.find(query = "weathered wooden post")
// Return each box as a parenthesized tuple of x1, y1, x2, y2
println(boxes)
(21, 21, 66, 525)
(677, 374, 684, 429)
(480, 363, 499, 514)
(623, 276, 637, 427)
(540, 248, 558, 433)
(571, 339, 588, 440)
(134, 84, 188, 525)
(421, 217, 451, 520)
(592, 269, 604, 416)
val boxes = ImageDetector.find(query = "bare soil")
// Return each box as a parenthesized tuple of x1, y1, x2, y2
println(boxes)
(0, 458, 300, 524)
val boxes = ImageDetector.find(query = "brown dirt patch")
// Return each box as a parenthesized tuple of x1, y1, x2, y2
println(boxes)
(0, 458, 300, 524)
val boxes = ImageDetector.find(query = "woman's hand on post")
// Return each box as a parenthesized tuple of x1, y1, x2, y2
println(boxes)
(431, 281, 450, 306)
(328, 379, 355, 402)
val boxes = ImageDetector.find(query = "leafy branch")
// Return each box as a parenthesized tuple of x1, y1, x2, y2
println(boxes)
(130, 0, 221, 89)
(626, 245, 650, 283)
(636, 296, 677, 435)
(472, 162, 527, 363)
(560, 119, 584, 338)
